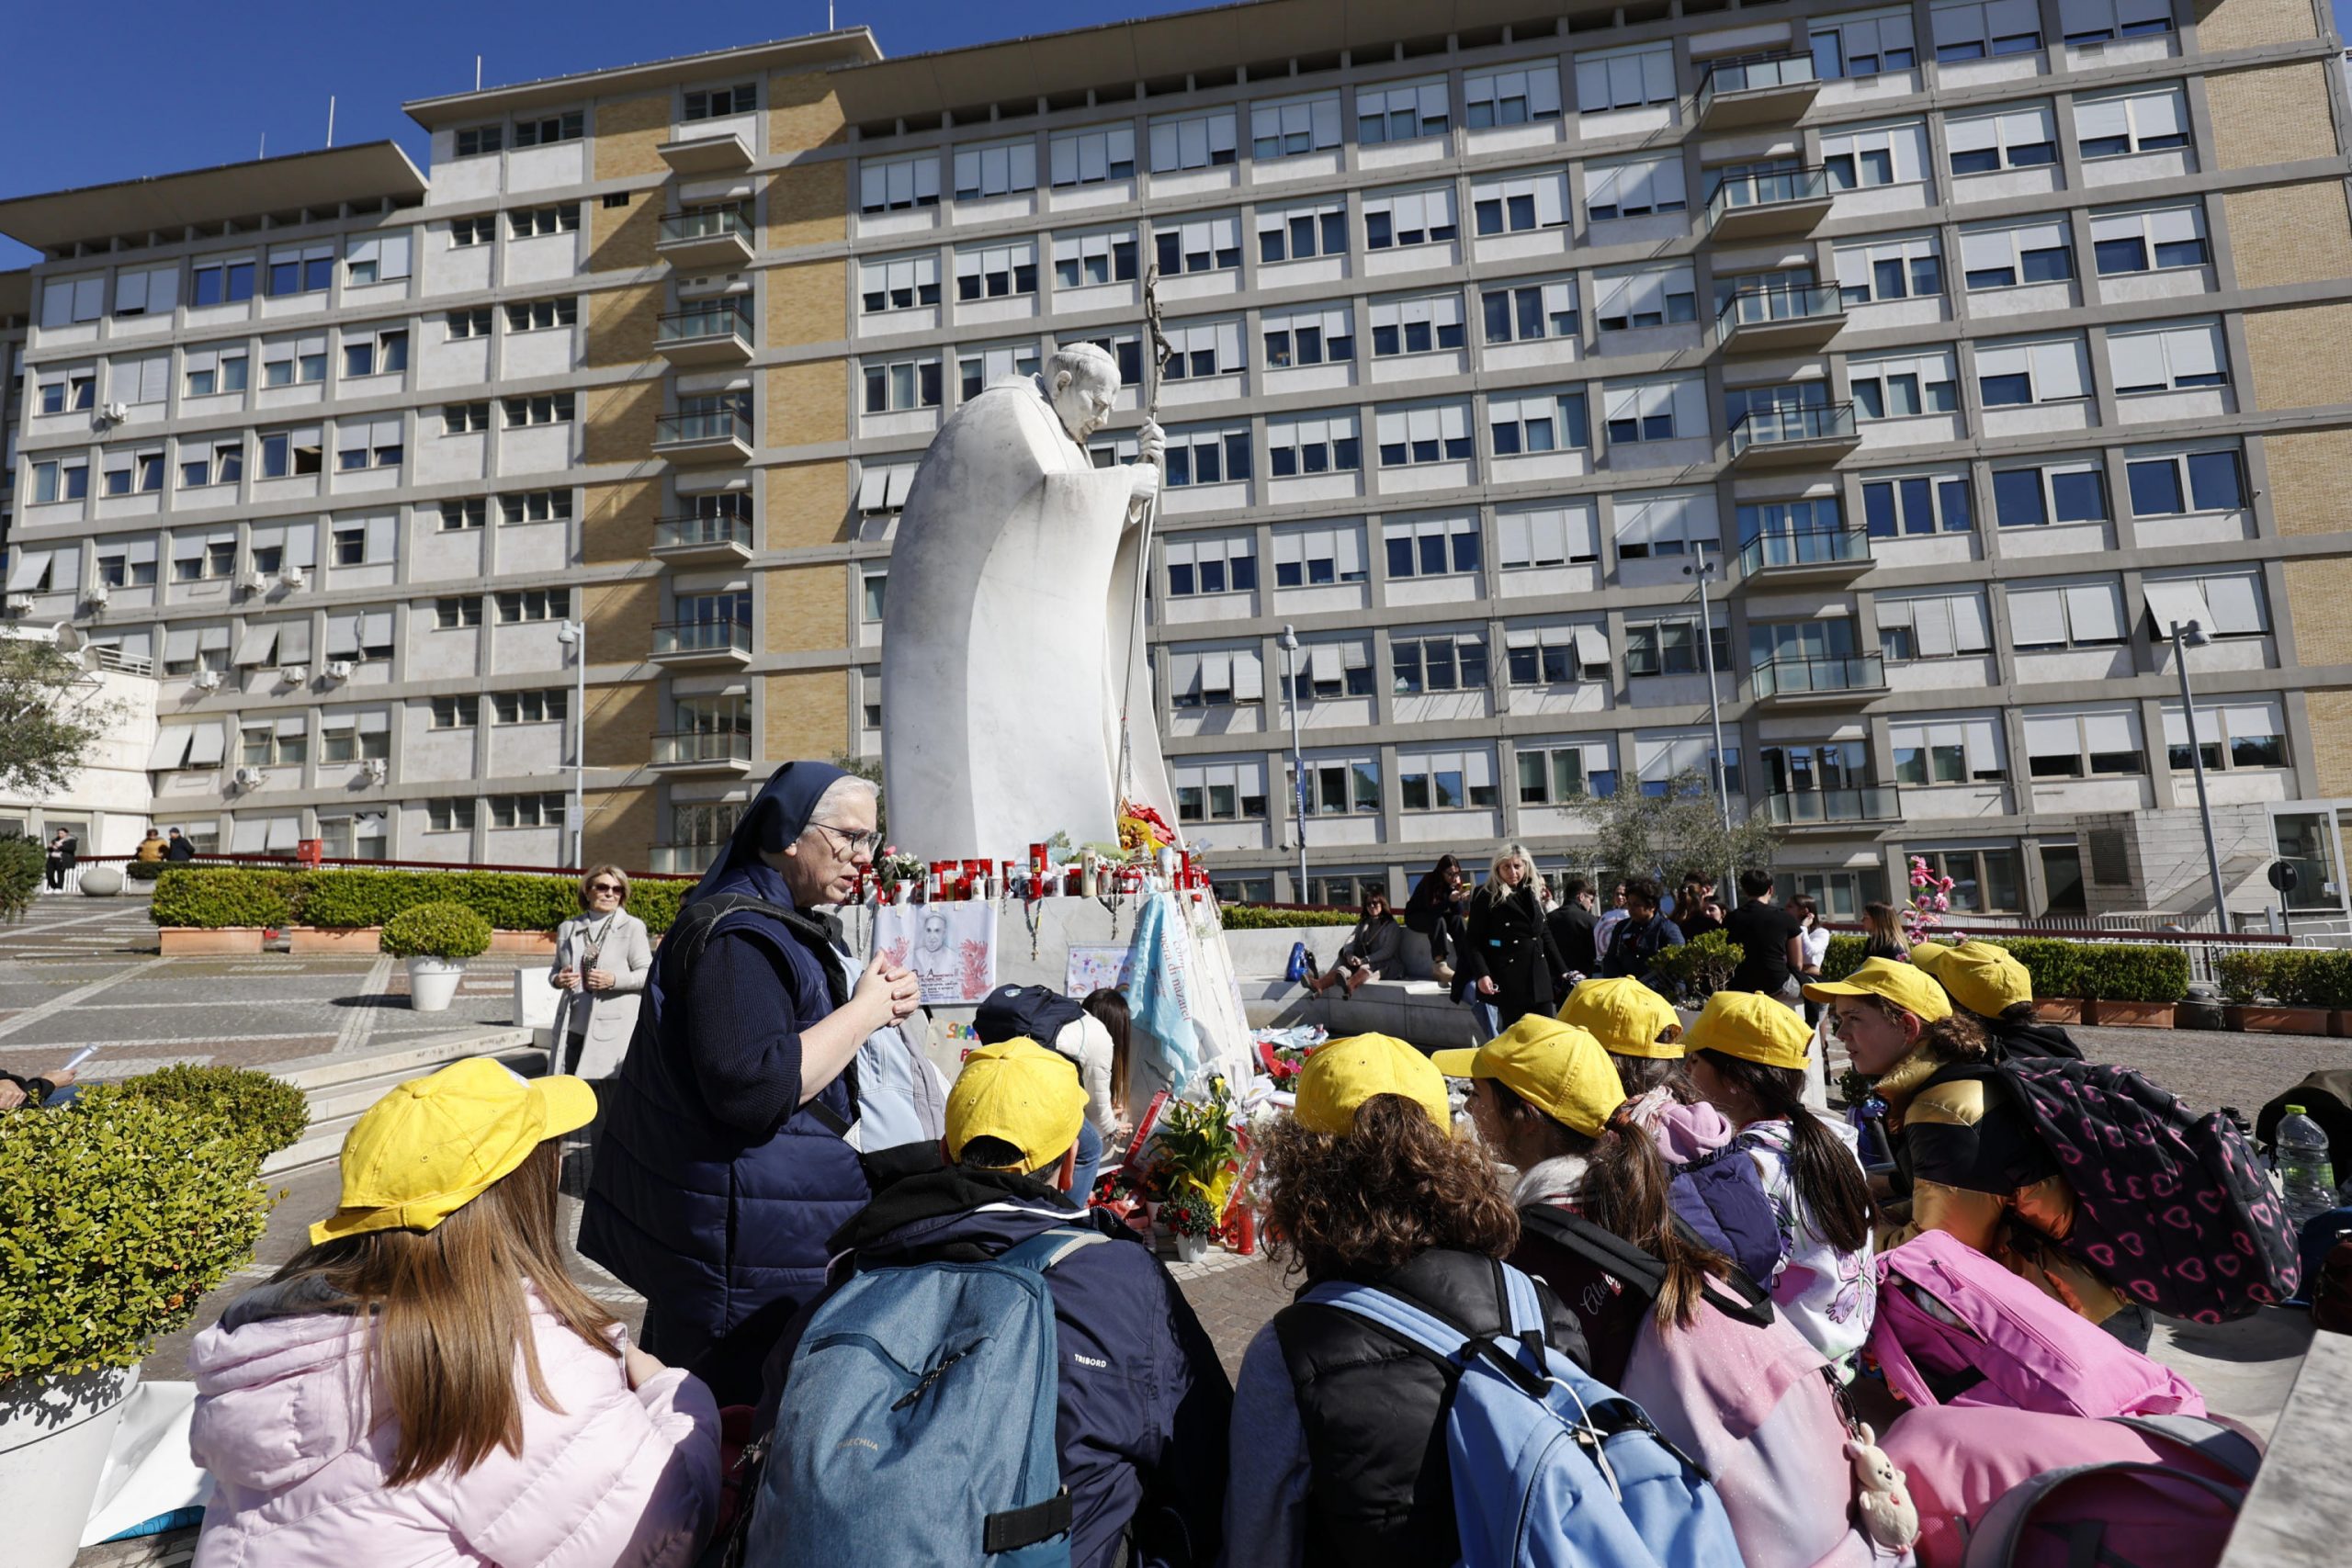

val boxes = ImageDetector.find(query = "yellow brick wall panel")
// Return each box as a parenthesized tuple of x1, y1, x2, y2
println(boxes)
(585, 284, 661, 368)
(585, 578, 660, 663)
(767, 162, 847, 250)
(2260, 428, 2352, 536)
(766, 261, 846, 348)
(587, 194, 662, 273)
(583, 380, 661, 466)
(764, 461, 851, 549)
(583, 679, 659, 769)
(584, 785, 658, 872)
(2306, 690, 2352, 796)
(594, 94, 674, 181)
(765, 671, 850, 761)
(2285, 558, 2352, 667)
(767, 72, 847, 152)
(582, 479, 659, 564)
(2194, 0, 2320, 51)
(765, 358, 846, 446)
(2225, 181, 2352, 290)
(765, 564, 848, 653)
(2205, 64, 2339, 171)
(2244, 303, 2352, 410)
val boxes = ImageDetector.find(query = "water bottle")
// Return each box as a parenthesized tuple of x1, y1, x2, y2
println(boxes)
(2276, 1105, 2337, 1231)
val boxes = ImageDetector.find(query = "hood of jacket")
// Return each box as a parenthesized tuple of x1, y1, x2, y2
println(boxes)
(187, 1275, 375, 1493)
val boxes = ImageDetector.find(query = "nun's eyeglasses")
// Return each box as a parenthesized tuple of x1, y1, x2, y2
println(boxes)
(808, 821, 883, 858)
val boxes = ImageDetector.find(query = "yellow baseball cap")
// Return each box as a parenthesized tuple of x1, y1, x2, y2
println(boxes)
(1802, 956, 1953, 1022)
(1294, 1033, 1450, 1135)
(1683, 989, 1814, 1072)
(311, 1057, 597, 1244)
(1910, 940, 2032, 1017)
(1433, 1016, 1624, 1139)
(945, 1039, 1088, 1171)
(1556, 977, 1683, 1060)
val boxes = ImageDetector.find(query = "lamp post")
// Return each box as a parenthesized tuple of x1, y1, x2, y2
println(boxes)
(555, 619, 586, 869)
(1280, 624, 1307, 901)
(1682, 542, 1736, 900)
(2169, 617, 2232, 932)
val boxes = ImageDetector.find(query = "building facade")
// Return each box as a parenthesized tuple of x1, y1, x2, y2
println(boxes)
(6, 0, 2352, 923)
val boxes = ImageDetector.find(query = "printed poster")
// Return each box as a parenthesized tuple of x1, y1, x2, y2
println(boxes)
(875, 900, 1000, 1005)
(1065, 943, 1134, 998)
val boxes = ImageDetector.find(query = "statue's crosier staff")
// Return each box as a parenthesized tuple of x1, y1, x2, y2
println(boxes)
(1114, 266, 1177, 814)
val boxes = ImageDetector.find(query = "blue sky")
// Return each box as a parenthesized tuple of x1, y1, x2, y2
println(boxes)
(4, 0, 2348, 269)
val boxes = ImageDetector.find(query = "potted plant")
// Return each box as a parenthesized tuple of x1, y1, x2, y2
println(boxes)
(1158, 1189, 1218, 1266)
(2219, 950, 2336, 1035)
(2077, 943, 2188, 1027)
(147, 867, 300, 955)
(875, 846, 925, 905)
(380, 900, 492, 1012)
(0, 1097, 274, 1568)
(1150, 1078, 1242, 1256)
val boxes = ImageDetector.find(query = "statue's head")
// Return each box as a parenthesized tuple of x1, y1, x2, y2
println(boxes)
(1046, 344, 1122, 441)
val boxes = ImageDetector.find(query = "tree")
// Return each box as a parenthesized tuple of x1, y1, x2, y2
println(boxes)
(0, 637, 119, 800)
(1570, 772, 1781, 892)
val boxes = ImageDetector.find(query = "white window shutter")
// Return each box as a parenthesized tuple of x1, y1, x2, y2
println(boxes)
(188, 723, 228, 767)
(2109, 331, 2169, 390)
(2200, 571, 2264, 634)
(2064, 582, 2125, 642)
(1498, 513, 1532, 565)
(2010, 585, 2067, 645)
(146, 728, 196, 770)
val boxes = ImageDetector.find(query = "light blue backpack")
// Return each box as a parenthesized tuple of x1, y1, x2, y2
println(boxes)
(746, 1227, 1106, 1567)
(1302, 1264, 1747, 1568)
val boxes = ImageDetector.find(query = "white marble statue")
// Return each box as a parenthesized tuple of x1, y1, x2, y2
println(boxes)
(879, 344, 1182, 859)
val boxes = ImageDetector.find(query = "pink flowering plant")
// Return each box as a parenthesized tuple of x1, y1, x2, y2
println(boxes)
(1904, 854, 1955, 942)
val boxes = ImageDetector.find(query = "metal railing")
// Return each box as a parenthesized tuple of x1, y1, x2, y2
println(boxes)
(1705, 165, 1831, 225)
(1739, 526, 1871, 576)
(656, 304, 753, 344)
(654, 406, 753, 446)
(653, 513, 754, 551)
(1750, 651, 1885, 698)
(1718, 283, 1844, 336)
(659, 207, 752, 246)
(652, 728, 752, 765)
(1758, 786, 1900, 826)
(651, 617, 752, 656)
(89, 645, 156, 676)
(1729, 400, 1857, 455)
(1698, 52, 1819, 112)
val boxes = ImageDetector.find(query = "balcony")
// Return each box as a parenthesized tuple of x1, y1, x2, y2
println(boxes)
(1695, 52, 1822, 130)
(1758, 787, 1901, 829)
(1750, 653, 1887, 706)
(651, 513, 754, 565)
(651, 728, 754, 773)
(1728, 402, 1860, 468)
(1705, 166, 1835, 242)
(1718, 284, 1845, 354)
(657, 207, 754, 270)
(1737, 526, 1872, 585)
(657, 131, 752, 176)
(653, 405, 754, 464)
(650, 617, 752, 667)
(656, 303, 754, 368)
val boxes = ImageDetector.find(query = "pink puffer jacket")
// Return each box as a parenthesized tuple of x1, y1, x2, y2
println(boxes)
(187, 1280, 718, 1568)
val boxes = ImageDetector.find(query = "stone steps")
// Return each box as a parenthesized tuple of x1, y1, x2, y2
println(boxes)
(262, 1028, 543, 1176)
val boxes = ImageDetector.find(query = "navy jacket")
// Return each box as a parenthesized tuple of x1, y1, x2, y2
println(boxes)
(1599, 913, 1685, 996)
(757, 1156, 1233, 1568)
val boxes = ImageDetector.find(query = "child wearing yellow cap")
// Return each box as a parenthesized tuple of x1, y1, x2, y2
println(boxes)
(187, 1060, 719, 1566)
(1555, 976, 1746, 1168)
(1909, 940, 2085, 1062)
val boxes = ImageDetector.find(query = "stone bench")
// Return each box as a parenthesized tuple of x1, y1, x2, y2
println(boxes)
(1243, 976, 1479, 1051)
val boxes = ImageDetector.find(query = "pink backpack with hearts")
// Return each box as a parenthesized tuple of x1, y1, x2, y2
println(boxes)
(1867, 1230, 2203, 1419)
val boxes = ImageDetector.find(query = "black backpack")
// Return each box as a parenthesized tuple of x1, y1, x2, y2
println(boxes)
(972, 984, 1085, 1059)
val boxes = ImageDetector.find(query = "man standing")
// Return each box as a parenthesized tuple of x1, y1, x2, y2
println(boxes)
(135, 826, 168, 863)
(1546, 875, 1600, 981)
(164, 828, 198, 862)
(1597, 877, 1684, 997)
(1723, 868, 1806, 1003)
(43, 827, 75, 891)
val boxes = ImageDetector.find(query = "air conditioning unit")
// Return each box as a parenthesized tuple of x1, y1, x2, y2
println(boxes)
(232, 765, 266, 790)
(322, 659, 355, 683)
(362, 757, 389, 784)
(277, 566, 307, 592)
(3, 593, 32, 615)
(81, 583, 109, 612)
(238, 569, 269, 594)
(277, 663, 308, 684)
(101, 400, 129, 423)
(192, 669, 224, 690)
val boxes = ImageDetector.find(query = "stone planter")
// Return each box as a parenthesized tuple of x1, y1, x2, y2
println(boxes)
(405, 956, 469, 1012)
(2084, 999, 2177, 1028)
(486, 931, 559, 957)
(77, 864, 124, 897)
(2226, 1004, 2334, 1036)
(2031, 998, 2085, 1025)
(158, 927, 266, 956)
(288, 925, 383, 955)
(0, 1363, 139, 1568)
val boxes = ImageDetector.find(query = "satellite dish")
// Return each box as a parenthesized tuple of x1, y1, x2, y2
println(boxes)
(50, 622, 84, 653)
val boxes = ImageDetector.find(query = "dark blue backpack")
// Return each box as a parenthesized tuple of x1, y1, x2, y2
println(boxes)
(1668, 1138, 1782, 1287)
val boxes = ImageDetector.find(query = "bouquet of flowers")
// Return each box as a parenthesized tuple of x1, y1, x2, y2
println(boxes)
(1904, 854, 1954, 942)
(1255, 1039, 1316, 1089)
(1158, 1188, 1219, 1239)
(1155, 1077, 1244, 1214)
(873, 845, 925, 894)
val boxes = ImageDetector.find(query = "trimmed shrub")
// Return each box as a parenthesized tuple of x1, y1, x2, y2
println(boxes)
(0, 1096, 275, 1380)
(1820, 933, 1869, 982)
(622, 878, 689, 937)
(1219, 904, 1363, 930)
(2219, 949, 2352, 1007)
(380, 901, 492, 961)
(2075, 942, 2189, 1003)
(125, 858, 166, 883)
(148, 866, 305, 929)
(85, 1064, 309, 1160)
(0, 836, 45, 921)
(300, 867, 691, 936)
(1650, 929, 1737, 1002)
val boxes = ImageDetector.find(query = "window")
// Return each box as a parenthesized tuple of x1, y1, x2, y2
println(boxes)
(1265, 413, 1361, 476)
(111, 263, 179, 319)
(683, 83, 755, 120)
(1165, 536, 1259, 597)
(30, 459, 89, 502)
(177, 438, 244, 489)
(344, 232, 413, 286)
(1159, 319, 1245, 380)
(1152, 215, 1242, 276)
(1465, 63, 1564, 127)
(38, 369, 95, 412)
(492, 689, 569, 724)
(958, 343, 1041, 400)
(862, 355, 944, 413)
(188, 257, 255, 307)
(1913, 846, 2022, 911)
(1849, 348, 1960, 418)
(1506, 623, 1613, 684)
(1613, 489, 1718, 558)
(1369, 294, 1466, 355)
(2075, 85, 2190, 159)
(1298, 753, 1382, 814)
(2091, 204, 2208, 274)
(435, 595, 484, 629)
(1166, 644, 1265, 708)
(454, 120, 505, 157)
(1498, 502, 1600, 568)
(1890, 716, 2005, 784)
(1262, 304, 1354, 367)
(266, 243, 335, 297)
(1384, 515, 1481, 579)
(1975, 335, 2091, 408)
(1487, 390, 1591, 455)
(261, 334, 328, 386)
(1374, 404, 1475, 466)
(503, 391, 576, 426)
(447, 307, 493, 340)
(1363, 186, 1458, 250)
(2024, 708, 2143, 778)
(2108, 320, 2227, 395)
(1961, 219, 2073, 288)
(441, 499, 487, 531)
(954, 242, 1037, 302)
(1517, 739, 1617, 803)
(1811, 8, 1919, 79)
(1481, 279, 1578, 344)
(1603, 377, 1707, 446)
(1635, 733, 1742, 795)
(1994, 459, 2109, 527)
(504, 298, 578, 333)
(2142, 570, 2267, 639)
(160, 625, 232, 675)
(1819, 121, 1928, 189)
(1171, 759, 1267, 823)
(1250, 92, 1342, 160)
(328, 516, 397, 567)
(1595, 265, 1697, 332)
(1945, 104, 2058, 174)
(1048, 124, 1136, 187)
(941, 138, 1042, 208)
(1272, 524, 1367, 588)
(334, 417, 403, 471)
(449, 216, 494, 247)
(859, 153, 942, 214)
(2059, 0, 2175, 44)
(258, 425, 324, 479)
(38, 274, 103, 326)
(1626, 616, 1733, 676)
(3, 550, 67, 595)
(2126, 447, 2245, 516)
(1878, 591, 1993, 660)
(490, 793, 569, 829)
(1148, 108, 1238, 172)
(323, 608, 395, 661)
(859, 254, 944, 315)
(2008, 579, 2128, 649)
(1834, 232, 1945, 305)
(442, 402, 492, 435)
(1862, 469, 1976, 536)
(1051, 231, 1138, 288)
(495, 588, 571, 623)
(1159, 424, 1255, 487)
(1576, 45, 1677, 113)
(508, 203, 582, 239)
(856, 462, 917, 517)
(1931, 0, 2043, 60)
(240, 717, 308, 767)
(1397, 746, 1499, 810)
(1585, 155, 1686, 221)
(102, 448, 165, 496)
(177, 346, 242, 400)
(2163, 698, 2287, 773)
(1737, 495, 1849, 550)
(1358, 77, 1450, 143)
(342, 327, 409, 378)
(427, 798, 481, 834)
(94, 542, 159, 588)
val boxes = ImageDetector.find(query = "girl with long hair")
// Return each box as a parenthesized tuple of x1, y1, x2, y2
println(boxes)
(188, 1060, 718, 1566)
(1304, 887, 1405, 997)
(1081, 986, 1134, 1134)
(1860, 900, 1910, 962)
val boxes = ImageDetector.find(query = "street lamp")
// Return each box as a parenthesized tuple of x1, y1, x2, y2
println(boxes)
(1280, 624, 1307, 901)
(2168, 617, 2232, 932)
(554, 619, 587, 869)
(1681, 542, 1736, 900)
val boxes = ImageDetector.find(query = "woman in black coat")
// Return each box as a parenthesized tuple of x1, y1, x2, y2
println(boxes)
(1459, 844, 1566, 1031)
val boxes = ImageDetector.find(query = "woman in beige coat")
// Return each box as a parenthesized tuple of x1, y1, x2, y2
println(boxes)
(549, 865, 654, 1078)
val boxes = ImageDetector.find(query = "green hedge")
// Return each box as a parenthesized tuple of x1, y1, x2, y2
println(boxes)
(1651, 930, 1737, 1002)
(1819, 931, 2188, 1004)
(149, 866, 689, 934)
(126, 858, 166, 883)
(83, 1064, 309, 1160)
(148, 867, 304, 929)
(1220, 904, 1363, 930)
(2217, 948, 2352, 1008)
